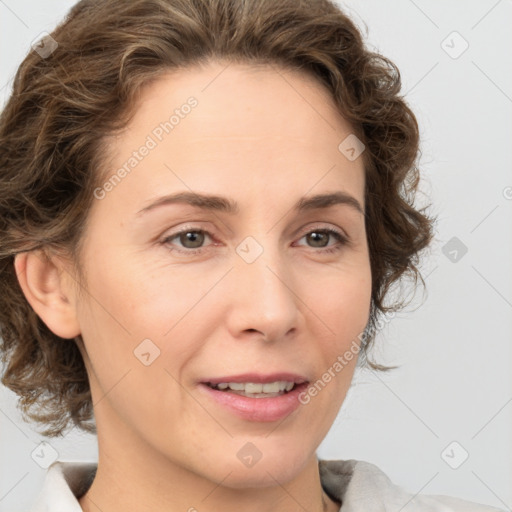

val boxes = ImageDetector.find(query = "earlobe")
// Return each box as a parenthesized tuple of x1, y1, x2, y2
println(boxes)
(14, 250, 81, 339)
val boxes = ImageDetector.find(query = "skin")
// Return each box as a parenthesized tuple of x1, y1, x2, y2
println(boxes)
(15, 60, 371, 512)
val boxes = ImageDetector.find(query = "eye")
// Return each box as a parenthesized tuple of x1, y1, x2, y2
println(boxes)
(161, 226, 349, 256)
(161, 228, 214, 254)
(295, 228, 348, 253)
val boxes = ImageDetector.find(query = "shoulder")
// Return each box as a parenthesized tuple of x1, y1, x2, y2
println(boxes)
(30, 461, 96, 512)
(319, 459, 506, 512)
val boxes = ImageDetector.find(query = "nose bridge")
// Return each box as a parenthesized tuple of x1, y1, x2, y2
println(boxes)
(229, 235, 299, 340)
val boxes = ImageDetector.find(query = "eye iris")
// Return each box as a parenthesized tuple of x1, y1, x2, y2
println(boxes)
(307, 231, 329, 247)
(180, 231, 204, 248)
(174, 230, 334, 250)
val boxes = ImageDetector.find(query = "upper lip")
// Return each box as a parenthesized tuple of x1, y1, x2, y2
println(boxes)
(201, 373, 309, 385)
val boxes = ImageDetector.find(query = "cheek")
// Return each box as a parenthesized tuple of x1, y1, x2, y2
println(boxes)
(75, 255, 225, 386)
(74, 261, 200, 431)
(309, 262, 372, 332)
(303, 260, 371, 403)
(80, 253, 207, 334)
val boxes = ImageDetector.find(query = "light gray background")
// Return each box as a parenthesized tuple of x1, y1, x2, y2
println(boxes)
(1, 0, 511, 510)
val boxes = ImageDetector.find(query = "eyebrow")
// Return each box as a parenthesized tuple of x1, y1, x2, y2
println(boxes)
(135, 190, 364, 217)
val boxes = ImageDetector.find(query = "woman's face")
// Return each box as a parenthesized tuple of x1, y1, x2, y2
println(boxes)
(71, 61, 371, 487)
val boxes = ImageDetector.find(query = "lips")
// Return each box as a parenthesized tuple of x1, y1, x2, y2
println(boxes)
(199, 373, 309, 422)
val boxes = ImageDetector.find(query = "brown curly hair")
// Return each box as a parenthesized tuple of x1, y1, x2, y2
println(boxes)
(0, 0, 433, 437)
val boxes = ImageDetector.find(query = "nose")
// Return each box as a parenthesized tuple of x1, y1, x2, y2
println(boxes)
(225, 242, 299, 343)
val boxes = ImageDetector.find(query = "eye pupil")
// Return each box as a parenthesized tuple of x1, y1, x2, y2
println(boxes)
(308, 231, 328, 247)
(169, 228, 339, 253)
(180, 231, 204, 248)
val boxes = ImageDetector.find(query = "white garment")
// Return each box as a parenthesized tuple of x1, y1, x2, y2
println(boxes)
(29, 459, 505, 512)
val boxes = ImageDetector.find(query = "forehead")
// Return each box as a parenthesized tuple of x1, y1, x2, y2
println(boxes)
(128, 60, 349, 140)
(95, 61, 365, 218)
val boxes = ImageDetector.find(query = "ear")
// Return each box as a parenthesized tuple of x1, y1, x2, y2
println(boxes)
(14, 250, 81, 339)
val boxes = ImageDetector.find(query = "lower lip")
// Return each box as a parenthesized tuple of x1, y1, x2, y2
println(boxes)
(199, 383, 309, 422)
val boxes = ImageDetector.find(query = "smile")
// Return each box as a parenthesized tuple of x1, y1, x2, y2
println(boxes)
(206, 381, 296, 397)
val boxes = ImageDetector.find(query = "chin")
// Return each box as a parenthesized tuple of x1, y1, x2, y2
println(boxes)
(220, 462, 306, 489)
(207, 440, 316, 489)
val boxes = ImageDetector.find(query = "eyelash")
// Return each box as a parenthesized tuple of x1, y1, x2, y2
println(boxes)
(160, 226, 349, 255)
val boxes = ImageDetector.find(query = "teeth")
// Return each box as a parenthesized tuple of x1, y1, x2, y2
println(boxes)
(262, 382, 279, 393)
(211, 381, 295, 393)
(246, 383, 263, 393)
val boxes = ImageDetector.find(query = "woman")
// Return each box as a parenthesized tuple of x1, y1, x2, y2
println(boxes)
(0, 0, 504, 510)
